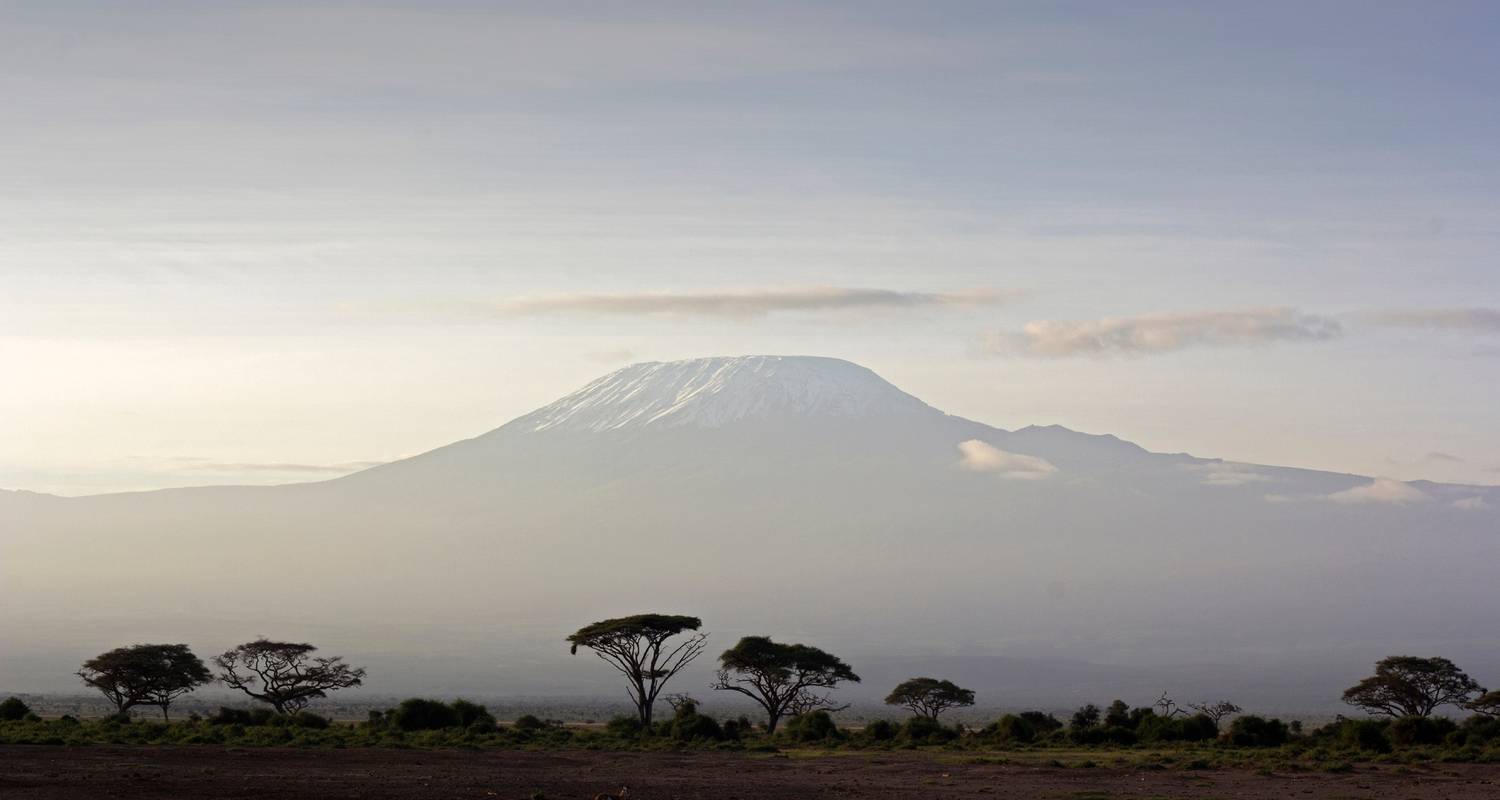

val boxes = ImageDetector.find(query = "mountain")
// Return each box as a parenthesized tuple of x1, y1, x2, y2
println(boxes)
(3, 356, 1497, 709)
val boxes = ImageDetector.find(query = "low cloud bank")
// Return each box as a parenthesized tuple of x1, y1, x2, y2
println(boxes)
(982, 307, 1341, 357)
(957, 439, 1058, 480)
(489, 286, 1019, 319)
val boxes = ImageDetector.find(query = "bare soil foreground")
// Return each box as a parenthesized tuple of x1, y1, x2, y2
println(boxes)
(4, 746, 1500, 800)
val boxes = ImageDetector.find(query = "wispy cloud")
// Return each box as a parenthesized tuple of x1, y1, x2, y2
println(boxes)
(172, 459, 386, 474)
(1425, 451, 1464, 463)
(1191, 463, 1274, 487)
(1452, 496, 1490, 510)
(1325, 478, 1430, 506)
(1362, 308, 1500, 333)
(484, 286, 1019, 320)
(957, 439, 1058, 480)
(1264, 477, 1435, 506)
(980, 307, 1341, 358)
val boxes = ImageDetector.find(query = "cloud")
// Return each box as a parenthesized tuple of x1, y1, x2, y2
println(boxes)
(1263, 478, 1437, 506)
(1325, 478, 1430, 506)
(1453, 496, 1490, 511)
(1425, 451, 1464, 463)
(1362, 308, 1500, 333)
(1200, 468, 1273, 487)
(179, 459, 386, 474)
(485, 286, 1019, 319)
(980, 307, 1341, 357)
(1181, 462, 1275, 486)
(957, 440, 1058, 480)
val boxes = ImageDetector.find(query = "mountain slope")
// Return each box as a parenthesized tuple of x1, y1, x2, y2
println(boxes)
(2, 356, 1496, 706)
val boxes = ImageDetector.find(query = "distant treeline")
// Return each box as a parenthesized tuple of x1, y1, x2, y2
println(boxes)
(2, 611, 1495, 759)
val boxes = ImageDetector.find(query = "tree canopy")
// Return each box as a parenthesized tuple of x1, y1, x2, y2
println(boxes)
(214, 638, 365, 714)
(883, 676, 976, 720)
(1070, 703, 1101, 730)
(77, 643, 211, 720)
(1341, 656, 1484, 718)
(711, 635, 859, 734)
(567, 614, 707, 727)
(1187, 700, 1242, 730)
(1470, 690, 1500, 718)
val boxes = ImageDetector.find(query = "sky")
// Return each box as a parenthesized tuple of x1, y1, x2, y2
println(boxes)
(2, 0, 1498, 495)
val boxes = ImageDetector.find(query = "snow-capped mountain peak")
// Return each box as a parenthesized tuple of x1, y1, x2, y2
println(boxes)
(517, 355, 935, 432)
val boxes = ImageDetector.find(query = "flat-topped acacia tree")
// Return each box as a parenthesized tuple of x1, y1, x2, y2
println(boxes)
(884, 677, 976, 720)
(77, 643, 212, 720)
(215, 638, 366, 714)
(1341, 655, 1484, 718)
(567, 614, 707, 727)
(1471, 690, 1500, 717)
(711, 636, 859, 734)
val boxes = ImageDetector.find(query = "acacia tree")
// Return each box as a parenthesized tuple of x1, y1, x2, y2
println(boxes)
(1341, 656, 1484, 718)
(78, 643, 212, 720)
(1102, 699, 1132, 728)
(567, 614, 707, 727)
(1187, 700, 1242, 731)
(1154, 691, 1184, 719)
(1069, 703, 1101, 730)
(215, 638, 366, 714)
(712, 636, 859, 734)
(1469, 690, 1500, 717)
(884, 677, 976, 720)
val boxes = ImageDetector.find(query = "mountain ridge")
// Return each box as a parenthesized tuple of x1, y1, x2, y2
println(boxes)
(3, 354, 1496, 700)
(2, 355, 1496, 497)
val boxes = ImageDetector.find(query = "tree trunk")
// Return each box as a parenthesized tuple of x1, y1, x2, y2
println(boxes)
(766, 712, 782, 735)
(161, 705, 170, 722)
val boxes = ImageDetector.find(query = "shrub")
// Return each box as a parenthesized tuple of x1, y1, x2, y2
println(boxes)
(1328, 719, 1390, 752)
(1137, 713, 1218, 742)
(1102, 700, 1131, 729)
(514, 714, 546, 731)
(1019, 711, 1063, 735)
(1179, 714, 1220, 741)
(862, 719, 898, 741)
(669, 704, 725, 741)
(900, 714, 958, 744)
(450, 700, 497, 730)
(605, 715, 642, 738)
(984, 714, 1035, 744)
(1069, 724, 1136, 746)
(289, 711, 330, 729)
(1134, 713, 1172, 742)
(392, 699, 461, 731)
(783, 711, 838, 742)
(1070, 704, 1100, 730)
(1228, 715, 1290, 747)
(0, 698, 32, 721)
(212, 708, 277, 726)
(1388, 715, 1456, 747)
(1455, 715, 1500, 746)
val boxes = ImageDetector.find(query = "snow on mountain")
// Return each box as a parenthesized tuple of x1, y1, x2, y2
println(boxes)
(516, 356, 937, 433)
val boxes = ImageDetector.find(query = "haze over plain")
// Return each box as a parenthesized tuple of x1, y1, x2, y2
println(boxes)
(2, 2, 1499, 710)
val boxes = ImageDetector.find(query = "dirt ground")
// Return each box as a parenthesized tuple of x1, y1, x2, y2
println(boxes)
(2, 745, 1498, 800)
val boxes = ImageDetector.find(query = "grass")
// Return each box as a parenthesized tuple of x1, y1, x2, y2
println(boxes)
(2, 716, 1496, 775)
